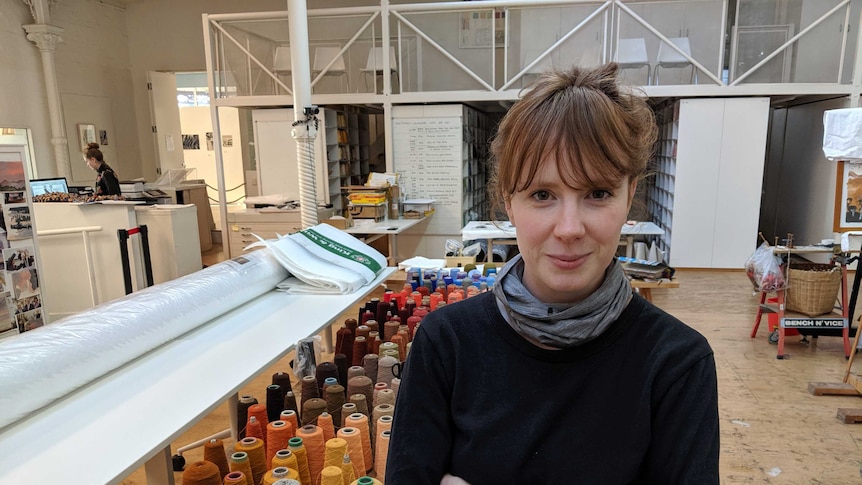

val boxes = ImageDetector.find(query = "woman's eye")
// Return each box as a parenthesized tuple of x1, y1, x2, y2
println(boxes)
(531, 190, 551, 201)
(589, 190, 611, 200)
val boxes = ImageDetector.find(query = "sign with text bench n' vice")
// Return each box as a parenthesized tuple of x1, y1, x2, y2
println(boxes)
(780, 317, 848, 329)
(393, 115, 461, 235)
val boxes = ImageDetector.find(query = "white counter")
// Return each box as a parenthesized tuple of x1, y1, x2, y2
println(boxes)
(34, 202, 201, 321)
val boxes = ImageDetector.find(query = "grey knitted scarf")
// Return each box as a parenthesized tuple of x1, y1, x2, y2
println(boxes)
(492, 254, 631, 349)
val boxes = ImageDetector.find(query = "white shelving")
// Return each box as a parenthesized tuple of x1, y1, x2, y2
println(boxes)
(646, 100, 679, 261)
(461, 105, 490, 226)
(253, 107, 372, 216)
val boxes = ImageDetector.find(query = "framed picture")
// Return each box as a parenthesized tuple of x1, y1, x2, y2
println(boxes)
(182, 134, 200, 150)
(833, 161, 862, 232)
(77, 123, 97, 149)
(459, 9, 506, 48)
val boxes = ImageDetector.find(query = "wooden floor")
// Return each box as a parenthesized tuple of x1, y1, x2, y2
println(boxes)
(121, 246, 862, 484)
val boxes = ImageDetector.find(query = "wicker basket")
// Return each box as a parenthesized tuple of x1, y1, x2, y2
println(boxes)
(785, 263, 842, 317)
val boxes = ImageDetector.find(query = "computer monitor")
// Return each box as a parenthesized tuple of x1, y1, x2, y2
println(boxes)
(30, 177, 69, 197)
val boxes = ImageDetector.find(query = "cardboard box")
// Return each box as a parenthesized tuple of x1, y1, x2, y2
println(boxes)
(446, 256, 476, 268)
(388, 185, 400, 219)
(349, 203, 386, 221)
(323, 216, 353, 230)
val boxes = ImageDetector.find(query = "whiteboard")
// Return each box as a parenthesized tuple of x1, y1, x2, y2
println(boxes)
(393, 117, 462, 235)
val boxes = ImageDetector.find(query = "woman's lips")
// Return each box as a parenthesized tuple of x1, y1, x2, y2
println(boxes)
(548, 253, 588, 268)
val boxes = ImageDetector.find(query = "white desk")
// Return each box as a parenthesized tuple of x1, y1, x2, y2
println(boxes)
(619, 221, 665, 258)
(346, 217, 426, 264)
(0, 268, 393, 485)
(157, 183, 214, 252)
(461, 220, 665, 261)
(34, 202, 202, 321)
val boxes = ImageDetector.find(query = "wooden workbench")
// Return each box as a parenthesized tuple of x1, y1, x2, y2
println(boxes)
(630, 278, 679, 302)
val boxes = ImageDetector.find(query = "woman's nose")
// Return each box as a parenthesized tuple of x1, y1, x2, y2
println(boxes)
(553, 203, 586, 240)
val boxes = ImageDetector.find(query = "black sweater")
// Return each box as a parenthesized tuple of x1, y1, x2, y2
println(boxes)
(95, 163, 121, 196)
(386, 292, 719, 484)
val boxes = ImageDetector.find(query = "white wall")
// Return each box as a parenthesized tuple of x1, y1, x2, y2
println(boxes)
(0, 0, 139, 184)
(178, 106, 245, 207)
(124, 0, 286, 184)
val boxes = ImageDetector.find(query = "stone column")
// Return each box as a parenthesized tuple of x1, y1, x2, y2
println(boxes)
(23, 22, 71, 179)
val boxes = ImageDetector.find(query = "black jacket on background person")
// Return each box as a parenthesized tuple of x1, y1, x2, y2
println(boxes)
(95, 163, 121, 196)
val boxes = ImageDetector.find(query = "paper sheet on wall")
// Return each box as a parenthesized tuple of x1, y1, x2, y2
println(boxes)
(165, 134, 175, 152)
(393, 117, 461, 235)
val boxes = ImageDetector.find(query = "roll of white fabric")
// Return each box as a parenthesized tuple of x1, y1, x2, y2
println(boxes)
(256, 223, 387, 294)
(0, 250, 288, 431)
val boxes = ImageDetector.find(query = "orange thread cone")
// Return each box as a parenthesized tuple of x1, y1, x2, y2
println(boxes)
(336, 427, 365, 478)
(228, 452, 253, 485)
(266, 420, 294, 469)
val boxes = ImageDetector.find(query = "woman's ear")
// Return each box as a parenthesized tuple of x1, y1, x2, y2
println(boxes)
(627, 178, 638, 210)
(504, 198, 515, 225)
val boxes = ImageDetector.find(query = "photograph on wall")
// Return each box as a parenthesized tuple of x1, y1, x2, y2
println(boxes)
(206, 132, 214, 151)
(99, 129, 109, 146)
(222, 135, 233, 147)
(11, 267, 39, 300)
(0, 212, 10, 251)
(4, 245, 34, 272)
(0, 161, 26, 191)
(77, 123, 97, 150)
(16, 308, 43, 333)
(182, 134, 200, 150)
(0, 291, 15, 335)
(3, 192, 24, 204)
(3, 205, 32, 240)
(16, 294, 40, 314)
(834, 161, 862, 231)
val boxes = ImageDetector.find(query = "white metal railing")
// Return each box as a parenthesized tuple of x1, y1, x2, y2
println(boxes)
(730, 0, 850, 86)
(202, 0, 858, 101)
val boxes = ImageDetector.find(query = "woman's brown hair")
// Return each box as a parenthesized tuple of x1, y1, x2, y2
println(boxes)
(489, 63, 657, 215)
(82, 142, 104, 163)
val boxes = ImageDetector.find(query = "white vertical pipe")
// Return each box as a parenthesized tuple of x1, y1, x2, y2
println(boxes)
(381, 0, 394, 196)
(288, 0, 318, 228)
(382, 0, 392, 95)
(288, 1, 312, 116)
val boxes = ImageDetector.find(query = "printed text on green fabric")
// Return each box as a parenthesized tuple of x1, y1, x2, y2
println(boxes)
(299, 228, 383, 274)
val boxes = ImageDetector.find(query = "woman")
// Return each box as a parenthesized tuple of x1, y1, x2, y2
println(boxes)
(387, 64, 719, 484)
(83, 142, 121, 196)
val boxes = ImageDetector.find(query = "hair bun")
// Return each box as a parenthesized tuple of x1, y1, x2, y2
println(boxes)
(87, 142, 99, 149)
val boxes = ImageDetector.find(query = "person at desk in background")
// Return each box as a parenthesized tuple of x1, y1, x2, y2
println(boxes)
(387, 63, 719, 485)
(83, 142, 121, 196)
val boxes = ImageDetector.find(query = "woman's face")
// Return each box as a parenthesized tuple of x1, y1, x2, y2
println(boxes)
(84, 156, 98, 171)
(505, 156, 635, 304)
